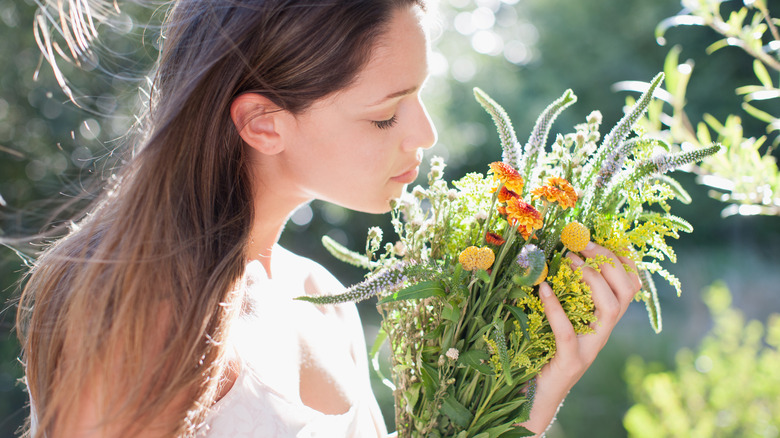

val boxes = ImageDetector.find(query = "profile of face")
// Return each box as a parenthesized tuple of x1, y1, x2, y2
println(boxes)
(233, 5, 436, 215)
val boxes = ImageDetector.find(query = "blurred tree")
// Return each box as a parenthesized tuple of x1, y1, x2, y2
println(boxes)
(617, 0, 780, 216)
(624, 281, 780, 437)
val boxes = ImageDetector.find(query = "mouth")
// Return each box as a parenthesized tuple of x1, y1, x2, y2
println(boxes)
(390, 162, 421, 184)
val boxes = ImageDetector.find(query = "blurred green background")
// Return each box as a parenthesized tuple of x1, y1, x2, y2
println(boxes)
(1, 0, 778, 436)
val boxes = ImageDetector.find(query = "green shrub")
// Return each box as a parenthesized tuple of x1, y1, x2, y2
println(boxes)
(624, 281, 780, 437)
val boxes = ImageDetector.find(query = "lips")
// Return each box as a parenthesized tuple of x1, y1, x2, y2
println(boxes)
(391, 162, 421, 184)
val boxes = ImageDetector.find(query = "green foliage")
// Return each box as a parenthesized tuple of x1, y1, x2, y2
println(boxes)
(622, 0, 780, 216)
(624, 281, 780, 437)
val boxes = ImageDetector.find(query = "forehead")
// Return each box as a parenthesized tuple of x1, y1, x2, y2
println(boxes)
(317, 6, 429, 108)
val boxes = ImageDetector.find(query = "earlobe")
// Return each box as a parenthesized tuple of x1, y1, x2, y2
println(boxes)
(230, 93, 285, 155)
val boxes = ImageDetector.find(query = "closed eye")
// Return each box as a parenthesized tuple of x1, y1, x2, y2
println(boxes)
(372, 115, 398, 130)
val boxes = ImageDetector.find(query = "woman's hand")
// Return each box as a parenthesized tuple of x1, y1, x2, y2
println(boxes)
(519, 242, 642, 436)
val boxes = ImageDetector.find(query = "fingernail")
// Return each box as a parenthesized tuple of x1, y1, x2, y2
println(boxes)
(585, 242, 596, 251)
(540, 283, 552, 297)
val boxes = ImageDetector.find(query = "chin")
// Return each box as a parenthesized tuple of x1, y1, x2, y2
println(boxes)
(356, 201, 394, 215)
(341, 196, 395, 215)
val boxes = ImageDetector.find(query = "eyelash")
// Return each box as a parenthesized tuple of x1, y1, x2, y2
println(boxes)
(372, 115, 398, 130)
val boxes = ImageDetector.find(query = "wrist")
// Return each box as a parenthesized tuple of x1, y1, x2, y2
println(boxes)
(519, 372, 571, 435)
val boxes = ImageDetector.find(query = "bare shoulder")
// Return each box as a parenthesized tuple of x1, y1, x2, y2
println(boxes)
(276, 246, 360, 321)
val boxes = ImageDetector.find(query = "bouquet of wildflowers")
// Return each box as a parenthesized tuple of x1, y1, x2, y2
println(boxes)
(298, 73, 719, 437)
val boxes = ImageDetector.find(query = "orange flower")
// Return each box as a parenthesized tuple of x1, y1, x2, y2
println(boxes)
(531, 177, 578, 209)
(485, 232, 506, 246)
(504, 197, 543, 239)
(497, 186, 519, 204)
(489, 162, 524, 194)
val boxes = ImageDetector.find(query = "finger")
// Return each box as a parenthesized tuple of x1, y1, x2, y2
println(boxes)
(541, 280, 603, 367)
(538, 282, 578, 357)
(579, 243, 637, 310)
(615, 255, 642, 317)
(566, 252, 620, 330)
(616, 255, 642, 293)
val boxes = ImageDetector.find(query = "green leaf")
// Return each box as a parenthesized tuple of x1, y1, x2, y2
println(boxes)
(405, 382, 422, 412)
(419, 362, 439, 400)
(497, 426, 535, 437)
(369, 327, 394, 390)
(457, 350, 494, 375)
(442, 300, 461, 322)
(441, 392, 474, 429)
(471, 399, 526, 431)
(638, 268, 662, 333)
(696, 121, 712, 146)
(507, 287, 530, 300)
(477, 269, 491, 284)
(655, 16, 705, 46)
(469, 319, 494, 343)
(742, 102, 777, 125)
(662, 46, 682, 95)
(735, 85, 769, 96)
(506, 305, 530, 341)
(423, 323, 445, 340)
(705, 38, 731, 55)
(377, 280, 445, 304)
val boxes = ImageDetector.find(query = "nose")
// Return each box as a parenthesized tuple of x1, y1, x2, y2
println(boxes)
(402, 97, 437, 152)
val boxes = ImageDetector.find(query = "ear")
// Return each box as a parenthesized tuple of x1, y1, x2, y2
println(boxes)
(230, 93, 285, 155)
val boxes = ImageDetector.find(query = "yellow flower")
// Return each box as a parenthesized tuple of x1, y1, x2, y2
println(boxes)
(458, 246, 495, 271)
(531, 177, 578, 210)
(504, 197, 543, 239)
(561, 221, 590, 252)
(489, 162, 524, 194)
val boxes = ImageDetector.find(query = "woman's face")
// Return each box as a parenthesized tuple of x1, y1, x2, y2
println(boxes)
(271, 5, 436, 214)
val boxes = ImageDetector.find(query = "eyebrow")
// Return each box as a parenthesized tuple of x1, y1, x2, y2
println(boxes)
(368, 86, 418, 107)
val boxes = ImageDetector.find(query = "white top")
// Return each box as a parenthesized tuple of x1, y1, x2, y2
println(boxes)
(202, 246, 388, 437)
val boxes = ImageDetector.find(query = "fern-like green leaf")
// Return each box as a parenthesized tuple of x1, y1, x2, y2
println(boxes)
(654, 174, 692, 204)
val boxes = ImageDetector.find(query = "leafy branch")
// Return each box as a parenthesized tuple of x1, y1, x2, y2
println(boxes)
(616, 0, 780, 217)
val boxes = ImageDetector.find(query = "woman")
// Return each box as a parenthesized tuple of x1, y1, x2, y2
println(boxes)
(17, 0, 641, 436)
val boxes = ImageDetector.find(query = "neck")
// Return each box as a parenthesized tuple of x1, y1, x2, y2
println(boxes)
(247, 184, 311, 277)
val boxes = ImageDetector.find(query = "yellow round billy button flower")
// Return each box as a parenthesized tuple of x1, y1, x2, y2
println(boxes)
(561, 221, 590, 252)
(458, 246, 496, 271)
(533, 263, 548, 285)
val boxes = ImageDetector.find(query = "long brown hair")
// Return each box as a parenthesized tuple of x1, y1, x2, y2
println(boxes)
(17, 0, 423, 436)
